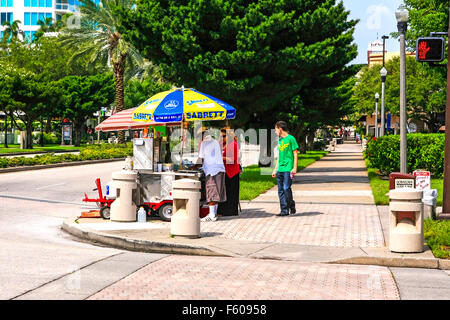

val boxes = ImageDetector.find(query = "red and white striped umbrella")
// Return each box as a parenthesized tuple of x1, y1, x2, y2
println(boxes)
(95, 108, 159, 132)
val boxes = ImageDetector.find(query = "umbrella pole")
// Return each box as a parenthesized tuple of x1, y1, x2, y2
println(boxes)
(180, 119, 184, 170)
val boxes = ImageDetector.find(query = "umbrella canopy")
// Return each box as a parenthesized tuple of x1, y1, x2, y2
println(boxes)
(96, 108, 163, 132)
(132, 87, 236, 123)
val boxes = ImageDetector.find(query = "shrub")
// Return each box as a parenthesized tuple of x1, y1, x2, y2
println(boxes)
(312, 140, 327, 151)
(32, 132, 59, 144)
(424, 219, 450, 259)
(364, 133, 445, 177)
(0, 144, 132, 169)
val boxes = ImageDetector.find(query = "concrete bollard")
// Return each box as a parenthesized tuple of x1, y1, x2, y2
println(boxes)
(170, 178, 201, 238)
(110, 170, 138, 222)
(389, 188, 424, 253)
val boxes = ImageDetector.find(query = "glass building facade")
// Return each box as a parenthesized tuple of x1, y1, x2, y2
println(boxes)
(0, 0, 97, 42)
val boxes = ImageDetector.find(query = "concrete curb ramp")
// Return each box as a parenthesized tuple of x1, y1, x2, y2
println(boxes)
(62, 218, 450, 270)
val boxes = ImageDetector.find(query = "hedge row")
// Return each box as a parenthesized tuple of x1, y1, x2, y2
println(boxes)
(364, 134, 445, 177)
(0, 144, 133, 168)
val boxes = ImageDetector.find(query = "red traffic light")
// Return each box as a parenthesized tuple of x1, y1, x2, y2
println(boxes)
(416, 37, 445, 62)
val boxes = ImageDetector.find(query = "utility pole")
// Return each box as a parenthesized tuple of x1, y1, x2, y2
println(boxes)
(396, 5, 409, 173)
(380, 35, 389, 137)
(441, 11, 450, 219)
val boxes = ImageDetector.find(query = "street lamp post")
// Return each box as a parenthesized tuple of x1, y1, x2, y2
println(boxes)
(380, 67, 387, 136)
(375, 92, 380, 138)
(396, 5, 409, 173)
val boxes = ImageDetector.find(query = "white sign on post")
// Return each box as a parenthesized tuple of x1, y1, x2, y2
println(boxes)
(394, 179, 415, 189)
(413, 170, 431, 191)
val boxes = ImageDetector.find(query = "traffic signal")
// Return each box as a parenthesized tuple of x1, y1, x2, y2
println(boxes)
(416, 37, 445, 62)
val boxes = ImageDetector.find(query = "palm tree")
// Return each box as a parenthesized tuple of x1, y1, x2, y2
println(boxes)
(34, 17, 65, 41)
(1, 20, 24, 43)
(59, 0, 148, 144)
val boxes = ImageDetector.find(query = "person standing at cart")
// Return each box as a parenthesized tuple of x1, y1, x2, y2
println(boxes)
(217, 129, 240, 216)
(196, 130, 226, 222)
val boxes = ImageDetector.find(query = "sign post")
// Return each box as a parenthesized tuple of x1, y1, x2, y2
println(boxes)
(441, 15, 450, 219)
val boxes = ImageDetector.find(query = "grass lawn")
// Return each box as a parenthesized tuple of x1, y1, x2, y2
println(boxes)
(424, 219, 450, 259)
(367, 168, 443, 206)
(0, 144, 83, 155)
(239, 151, 329, 200)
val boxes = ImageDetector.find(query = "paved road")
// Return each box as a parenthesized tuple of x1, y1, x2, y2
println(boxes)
(1, 150, 449, 300)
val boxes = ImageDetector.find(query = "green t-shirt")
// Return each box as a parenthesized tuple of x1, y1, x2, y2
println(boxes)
(277, 134, 299, 172)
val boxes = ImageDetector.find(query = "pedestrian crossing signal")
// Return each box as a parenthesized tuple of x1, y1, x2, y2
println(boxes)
(416, 37, 445, 62)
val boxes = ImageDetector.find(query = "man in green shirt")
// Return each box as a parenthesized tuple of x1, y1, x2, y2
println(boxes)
(272, 121, 299, 216)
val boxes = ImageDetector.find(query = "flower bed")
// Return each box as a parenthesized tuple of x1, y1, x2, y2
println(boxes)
(0, 144, 132, 168)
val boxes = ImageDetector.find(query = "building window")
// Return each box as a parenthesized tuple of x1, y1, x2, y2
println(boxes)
(0, 12, 12, 25)
(24, 12, 51, 25)
(25, 0, 50, 7)
(0, 0, 13, 7)
(24, 31, 36, 42)
(24, 12, 30, 25)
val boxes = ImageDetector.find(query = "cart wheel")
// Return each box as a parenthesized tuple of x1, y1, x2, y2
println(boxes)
(158, 204, 173, 222)
(100, 206, 111, 220)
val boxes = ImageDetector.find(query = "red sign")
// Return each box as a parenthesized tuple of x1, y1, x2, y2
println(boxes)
(416, 37, 445, 62)
(413, 170, 431, 190)
(418, 41, 431, 60)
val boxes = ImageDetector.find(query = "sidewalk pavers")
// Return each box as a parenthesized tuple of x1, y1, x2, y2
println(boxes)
(62, 141, 448, 269)
(87, 255, 400, 300)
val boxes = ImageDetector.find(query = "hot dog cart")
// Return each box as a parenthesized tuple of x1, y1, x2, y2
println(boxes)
(132, 130, 205, 221)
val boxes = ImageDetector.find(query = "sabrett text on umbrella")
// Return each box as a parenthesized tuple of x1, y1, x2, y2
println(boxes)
(133, 113, 152, 120)
(186, 111, 224, 119)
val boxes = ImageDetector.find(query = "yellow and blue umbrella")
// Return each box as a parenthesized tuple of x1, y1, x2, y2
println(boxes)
(132, 87, 236, 123)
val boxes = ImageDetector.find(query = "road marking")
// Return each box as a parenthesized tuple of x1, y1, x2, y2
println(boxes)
(0, 194, 90, 206)
(36, 183, 66, 190)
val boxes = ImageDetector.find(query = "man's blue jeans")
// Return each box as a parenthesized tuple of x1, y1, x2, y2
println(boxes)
(276, 171, 295, 214)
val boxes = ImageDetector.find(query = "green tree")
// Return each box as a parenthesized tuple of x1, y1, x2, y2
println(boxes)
(352, 56, 446, 132)
(34, 17, 65, 41)
(59, 0, 148, 144)
(403, 0, 449, 49)
(125, 78, 172, 109)
(0, 37, 90, 148)
(59, 73, 115, 146)
(1, 20, 24, 43)
(114, 0, 358, 153)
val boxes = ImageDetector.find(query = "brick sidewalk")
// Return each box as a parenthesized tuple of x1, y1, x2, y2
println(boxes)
(200, 141, 384, 248)
(88, 255, 399, 300)
(201, 202, 384, 247)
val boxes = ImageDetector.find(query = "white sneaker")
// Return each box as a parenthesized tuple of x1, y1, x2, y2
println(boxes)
(201, 214, 218, 222)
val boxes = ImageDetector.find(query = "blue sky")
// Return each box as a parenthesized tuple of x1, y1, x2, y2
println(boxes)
(342, 0, 405, 65)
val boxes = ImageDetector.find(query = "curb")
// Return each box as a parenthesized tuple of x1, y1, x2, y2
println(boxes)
(0, 158, 126, 174)
(330, 256, 448, 270)
(61, 219, 449, 270)
(0, 149, 80, 157)
(61, 220, 229, 257)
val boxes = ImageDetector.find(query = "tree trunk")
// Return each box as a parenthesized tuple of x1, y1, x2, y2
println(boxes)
(4, 113, 8, 148)
(113, 55, 126, 145)
(45, 118, 52, 133)
(40, 119, 45, 147)
(291, 125, 306, 154)
(258, 127, 277, 167)
(25, 122, 33, 149)
(306, 131, 315, 151)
